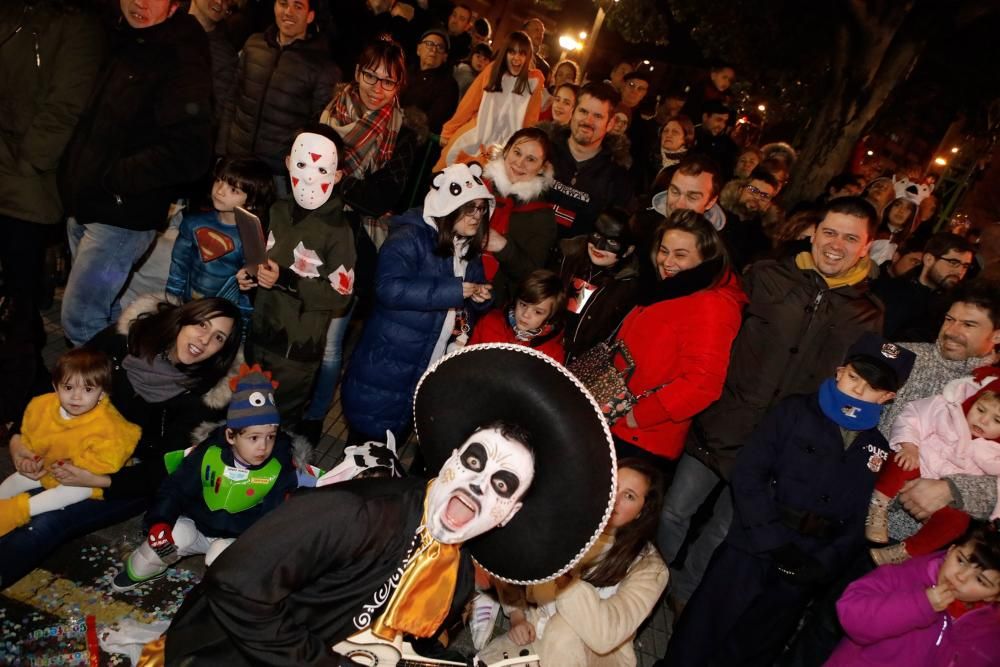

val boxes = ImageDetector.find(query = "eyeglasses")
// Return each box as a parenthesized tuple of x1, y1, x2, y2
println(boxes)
(458, 202, 489, 217)
(936, 256, 973, 270)
(419, 40, 447, 53)
(743, 183, 773, 202)
(358, 69, 399, 92)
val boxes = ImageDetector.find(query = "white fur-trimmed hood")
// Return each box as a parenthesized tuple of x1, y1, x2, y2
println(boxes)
(483, 153, 554, 202)
(116, 294, 243, 410)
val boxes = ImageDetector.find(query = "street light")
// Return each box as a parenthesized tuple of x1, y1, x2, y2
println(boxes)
(559, 35, 582, 51)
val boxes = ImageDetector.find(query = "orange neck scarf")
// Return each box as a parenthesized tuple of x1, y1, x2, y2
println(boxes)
(372, 482, 461, 640)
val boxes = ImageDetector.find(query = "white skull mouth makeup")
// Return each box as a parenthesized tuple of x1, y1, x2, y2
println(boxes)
(426, 426, 535, 544)
(287, 132, 339, 210)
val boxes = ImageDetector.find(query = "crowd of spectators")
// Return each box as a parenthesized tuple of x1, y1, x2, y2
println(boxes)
(2, 0, 1000, 665)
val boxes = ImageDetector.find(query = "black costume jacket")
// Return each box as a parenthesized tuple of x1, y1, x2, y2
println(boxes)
(165, 476, 474, 666)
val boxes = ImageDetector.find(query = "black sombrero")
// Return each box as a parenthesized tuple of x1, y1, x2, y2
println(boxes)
(413, 344, 617, 585)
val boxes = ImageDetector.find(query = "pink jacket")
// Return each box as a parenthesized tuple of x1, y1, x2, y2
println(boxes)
(826, 552, 1000, 667)
(889, 375, 1000, 519)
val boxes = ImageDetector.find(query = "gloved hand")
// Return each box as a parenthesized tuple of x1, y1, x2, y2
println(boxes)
(770, 543, 827, 586)
(147, 522, 178, 562)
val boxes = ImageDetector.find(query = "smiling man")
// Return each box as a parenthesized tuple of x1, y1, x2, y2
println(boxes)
(657, 196, 885, 619)
(546, 82, 634, 237)
(216, 0, 339, 187)
(153, 345, 617, 666)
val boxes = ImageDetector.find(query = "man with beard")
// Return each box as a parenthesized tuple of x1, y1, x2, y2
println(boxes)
(141, 346, 617, 666)
(719, 166, 781, 272)
(780, 278, 1000, 667)
(873, 232, 975, 341)
(547, 82, 634, 238)
(657, 196, 883, 626)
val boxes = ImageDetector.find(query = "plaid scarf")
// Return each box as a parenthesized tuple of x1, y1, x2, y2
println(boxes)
(321, 84, 402, 179)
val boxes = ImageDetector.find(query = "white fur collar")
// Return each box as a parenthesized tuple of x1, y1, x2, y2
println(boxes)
(484, 157, 553, 203)
(115, 293, 243, 410)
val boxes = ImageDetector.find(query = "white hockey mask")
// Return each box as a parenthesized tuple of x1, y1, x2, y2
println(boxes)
(426, 427, 535, 545)
(287, 132, 339, 210)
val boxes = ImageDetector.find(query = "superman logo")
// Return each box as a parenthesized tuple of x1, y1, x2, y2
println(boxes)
(195, 226, 237, 262)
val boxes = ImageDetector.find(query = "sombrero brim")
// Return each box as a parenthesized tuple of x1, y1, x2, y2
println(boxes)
(414, 344, 616, 584)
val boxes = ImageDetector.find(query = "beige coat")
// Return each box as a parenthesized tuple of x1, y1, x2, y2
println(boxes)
(481, 543, 668, 666)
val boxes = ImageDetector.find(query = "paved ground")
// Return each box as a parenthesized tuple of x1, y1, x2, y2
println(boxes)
(1, 291, 676, 665)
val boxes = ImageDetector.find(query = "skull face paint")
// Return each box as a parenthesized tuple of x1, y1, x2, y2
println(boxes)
(286, 132, 339, 210)
(426, 427, 535, 544)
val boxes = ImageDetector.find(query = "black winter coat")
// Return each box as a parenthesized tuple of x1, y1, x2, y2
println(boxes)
(0, 0, 105, 225)
(164, 477, 474, 666)
(218, 26, 339, 173)
(687, 255, 884, 478)
(728, 393, 891, 574)
(59, 12, 213, 231)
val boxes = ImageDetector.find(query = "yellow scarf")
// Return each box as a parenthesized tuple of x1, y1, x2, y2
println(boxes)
(795, 251, 871, 289)
(372, 482, 461, 641)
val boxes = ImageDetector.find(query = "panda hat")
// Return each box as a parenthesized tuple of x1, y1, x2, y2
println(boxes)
(422, 162, 495, 227)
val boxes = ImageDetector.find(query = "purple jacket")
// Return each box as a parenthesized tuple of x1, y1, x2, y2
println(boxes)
(826, 552, 1000, 667)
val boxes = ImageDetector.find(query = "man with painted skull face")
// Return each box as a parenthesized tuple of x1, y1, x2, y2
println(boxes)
(152, 345, 617, 666)
(237, 125, 356, 422)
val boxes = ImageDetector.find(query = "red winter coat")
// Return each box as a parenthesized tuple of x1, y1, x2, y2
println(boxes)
(611, 271, 747, 459)
(468, 308, 566, 364)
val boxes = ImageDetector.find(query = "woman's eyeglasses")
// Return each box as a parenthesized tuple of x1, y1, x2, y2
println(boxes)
(358, 69, 399, 92)
(458, 202, 489, 218)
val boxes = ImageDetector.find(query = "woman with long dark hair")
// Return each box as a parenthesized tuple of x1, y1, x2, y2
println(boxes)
(478, 457, 668, 666)
(610, 210, 747, 462)
(435, 31, 545, 170)
(340, 163, 494, 444)
(0, 296, 242, 586)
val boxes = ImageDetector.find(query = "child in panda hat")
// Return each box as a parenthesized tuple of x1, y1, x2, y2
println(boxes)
(111, 364, 300, 592)
(340, 162, 497, 446)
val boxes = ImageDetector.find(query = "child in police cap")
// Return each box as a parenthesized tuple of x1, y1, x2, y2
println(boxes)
(662, 333, 916, 666)
(111, 364, 300, 591)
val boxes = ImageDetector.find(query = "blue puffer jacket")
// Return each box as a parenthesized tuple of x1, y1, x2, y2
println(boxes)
(342, 208, 490, 438)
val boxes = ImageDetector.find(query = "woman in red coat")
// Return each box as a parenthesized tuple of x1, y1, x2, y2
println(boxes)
(612, 210, 747, 461)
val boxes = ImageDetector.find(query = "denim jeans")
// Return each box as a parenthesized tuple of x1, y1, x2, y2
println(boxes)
(302, 299, 356, 422)
(657, 451, 734, 602)
(62, 219, 156, 346)
(0, 494, 148, 588)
